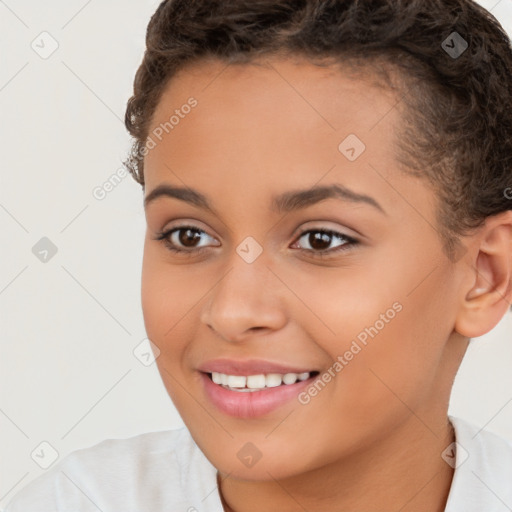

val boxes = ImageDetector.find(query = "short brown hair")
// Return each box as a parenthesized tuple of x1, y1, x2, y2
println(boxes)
(124, 0, 512, 265)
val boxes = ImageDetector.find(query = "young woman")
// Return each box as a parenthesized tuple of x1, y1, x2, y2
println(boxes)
(6, 1, 512, 510)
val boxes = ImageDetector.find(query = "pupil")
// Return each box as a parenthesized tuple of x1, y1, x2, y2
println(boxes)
(310, 232, 330, 250)
(180, 229, 200, 247)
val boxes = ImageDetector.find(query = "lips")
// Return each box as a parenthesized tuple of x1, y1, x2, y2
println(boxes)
(197, 358, 320, 418)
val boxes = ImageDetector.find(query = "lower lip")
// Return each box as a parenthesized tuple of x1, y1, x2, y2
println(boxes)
(200, 372, 317, 418)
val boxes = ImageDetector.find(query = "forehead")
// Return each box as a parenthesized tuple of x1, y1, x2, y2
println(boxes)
(143, 55, 431, 222)
(150, 55, 400, 137)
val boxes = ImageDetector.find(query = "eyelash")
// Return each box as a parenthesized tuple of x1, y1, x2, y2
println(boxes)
(153, 224, 359, 259)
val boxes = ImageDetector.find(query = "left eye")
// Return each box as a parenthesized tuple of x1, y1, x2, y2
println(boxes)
(292, 228, 358, 256)
(153, 226, 359, 257)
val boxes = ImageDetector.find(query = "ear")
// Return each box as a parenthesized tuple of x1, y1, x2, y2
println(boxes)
(455, 210, 512, 338)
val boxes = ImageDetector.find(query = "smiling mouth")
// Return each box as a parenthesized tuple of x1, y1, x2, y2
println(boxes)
(206, 371, 320, 392)
(200, 369, 322, 418)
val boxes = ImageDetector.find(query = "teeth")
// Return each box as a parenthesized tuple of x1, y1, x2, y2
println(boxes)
(210, 371, 312, 390)
(247, 374, 266, 389)
(226, 375, 246, 388)
(282, 373, 298, 385)
(265, 373, 282, 388)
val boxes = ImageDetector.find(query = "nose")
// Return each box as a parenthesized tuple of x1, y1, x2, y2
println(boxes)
(199, 254, 288, 343)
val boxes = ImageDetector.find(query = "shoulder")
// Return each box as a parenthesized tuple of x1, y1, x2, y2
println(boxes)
(446, 415, 512, 512)
(450, 414, 512, 470)
(3, 428, 220, 512)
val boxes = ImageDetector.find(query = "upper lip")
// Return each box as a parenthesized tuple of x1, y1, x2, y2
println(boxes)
(198, 358, 316, 376)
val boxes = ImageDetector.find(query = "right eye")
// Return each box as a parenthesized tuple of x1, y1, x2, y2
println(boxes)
(153, 225, 220, 255)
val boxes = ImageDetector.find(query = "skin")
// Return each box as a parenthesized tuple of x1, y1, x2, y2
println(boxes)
(140, 55, 512, 512)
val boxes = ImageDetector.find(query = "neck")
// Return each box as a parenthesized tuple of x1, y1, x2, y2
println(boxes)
(217, 415, 455, 512)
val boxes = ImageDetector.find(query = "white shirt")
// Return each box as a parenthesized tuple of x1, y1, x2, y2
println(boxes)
(3, 415, 512, 512)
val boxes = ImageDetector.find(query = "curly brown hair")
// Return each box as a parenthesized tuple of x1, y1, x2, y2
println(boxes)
(124, 0, 512, 266)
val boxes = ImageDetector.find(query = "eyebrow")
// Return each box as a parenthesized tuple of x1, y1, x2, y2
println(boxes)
(144, 183, 386, 215)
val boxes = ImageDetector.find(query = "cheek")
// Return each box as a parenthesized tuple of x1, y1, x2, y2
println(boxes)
(288, 256, 453, 411)
(140, 250, 204, 414)
(140, 244, 198, 358)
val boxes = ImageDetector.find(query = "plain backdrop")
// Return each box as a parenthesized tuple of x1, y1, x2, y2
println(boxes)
(1, 0, 511, 508)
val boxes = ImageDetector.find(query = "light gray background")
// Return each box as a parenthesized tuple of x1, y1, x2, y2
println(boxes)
(1, 0, 511, 508)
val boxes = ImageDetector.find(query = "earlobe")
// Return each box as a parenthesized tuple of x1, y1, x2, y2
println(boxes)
(454, 212, 512, 338)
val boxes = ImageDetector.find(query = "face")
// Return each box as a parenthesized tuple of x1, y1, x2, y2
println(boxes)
(141, 56, 466, 481)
